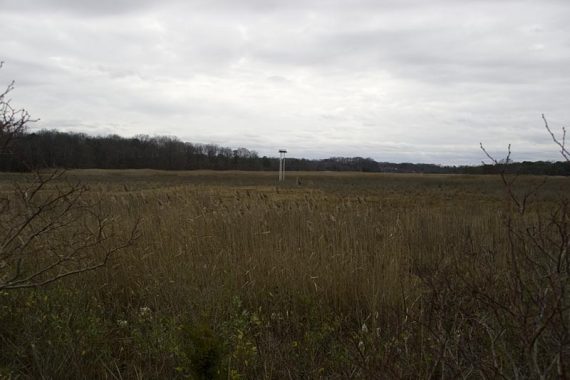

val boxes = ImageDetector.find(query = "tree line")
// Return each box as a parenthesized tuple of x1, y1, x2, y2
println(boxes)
(1, 129, 569, 175)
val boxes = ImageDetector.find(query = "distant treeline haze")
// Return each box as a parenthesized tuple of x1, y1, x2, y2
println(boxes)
(2, 130, 569, 175)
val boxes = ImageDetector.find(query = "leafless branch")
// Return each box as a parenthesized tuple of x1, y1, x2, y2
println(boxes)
(0, 62, 138, 290)
(542, 114, 569, 162)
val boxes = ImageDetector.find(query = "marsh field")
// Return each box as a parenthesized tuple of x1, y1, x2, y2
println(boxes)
(1, 170, 569, 379)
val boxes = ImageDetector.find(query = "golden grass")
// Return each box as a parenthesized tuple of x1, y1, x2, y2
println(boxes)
(1, 170, 568, 378)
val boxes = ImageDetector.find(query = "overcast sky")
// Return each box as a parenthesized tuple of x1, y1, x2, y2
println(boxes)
(1, 0, 569, 164)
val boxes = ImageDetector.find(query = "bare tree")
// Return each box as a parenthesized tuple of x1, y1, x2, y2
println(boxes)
(0, 62, 31, 153)
(402, 116, 570, 379)
(470, 116, 570, 378)
(543, 113, 569, 161)
(0, 63, 138, 290)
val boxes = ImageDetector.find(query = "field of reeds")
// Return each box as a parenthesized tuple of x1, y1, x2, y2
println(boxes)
(1, 170, 569, 379)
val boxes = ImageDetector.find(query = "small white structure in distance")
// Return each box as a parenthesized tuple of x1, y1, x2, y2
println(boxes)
(278, 149, 287, 181)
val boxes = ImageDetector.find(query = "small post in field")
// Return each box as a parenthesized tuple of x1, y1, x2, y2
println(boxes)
(278, 149, 287, 182)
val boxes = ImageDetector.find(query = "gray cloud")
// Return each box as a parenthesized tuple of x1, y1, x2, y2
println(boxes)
(1, 0, 569, 164)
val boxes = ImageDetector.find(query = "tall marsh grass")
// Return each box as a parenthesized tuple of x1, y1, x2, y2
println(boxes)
(0, 171, 568, 378)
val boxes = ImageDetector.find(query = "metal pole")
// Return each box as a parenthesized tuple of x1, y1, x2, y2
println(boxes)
(278, 150, 287, 182)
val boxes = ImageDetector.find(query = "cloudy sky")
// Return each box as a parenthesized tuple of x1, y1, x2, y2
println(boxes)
(1, 0, 569, 164)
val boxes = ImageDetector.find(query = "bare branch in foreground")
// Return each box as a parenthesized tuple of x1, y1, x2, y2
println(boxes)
(542, 114, 569, 162)
(1, 62, 138, 290)
(0, 171, 140, 290)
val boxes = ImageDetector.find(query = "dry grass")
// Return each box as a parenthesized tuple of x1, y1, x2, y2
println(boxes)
(1, 170, 568, 379)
